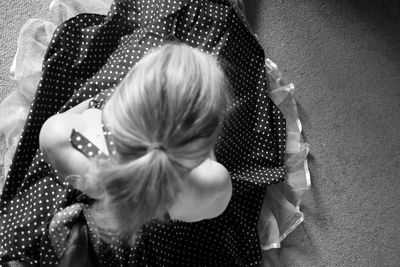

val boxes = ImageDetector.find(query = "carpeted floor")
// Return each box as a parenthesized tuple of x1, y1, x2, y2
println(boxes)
(1, 1, 399, 266)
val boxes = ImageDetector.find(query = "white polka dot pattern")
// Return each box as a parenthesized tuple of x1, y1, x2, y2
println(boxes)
(0, 0, 286, 266)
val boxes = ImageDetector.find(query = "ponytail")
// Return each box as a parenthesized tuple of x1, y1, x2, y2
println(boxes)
(89, 148, 184, 243)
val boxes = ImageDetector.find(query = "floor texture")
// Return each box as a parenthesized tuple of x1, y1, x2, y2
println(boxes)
(1, 1, 399, 266)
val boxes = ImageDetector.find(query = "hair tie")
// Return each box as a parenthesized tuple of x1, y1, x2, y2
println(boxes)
(147, 142, 166, 152)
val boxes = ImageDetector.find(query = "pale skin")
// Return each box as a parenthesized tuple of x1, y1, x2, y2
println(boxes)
(39, 98, 232, 222)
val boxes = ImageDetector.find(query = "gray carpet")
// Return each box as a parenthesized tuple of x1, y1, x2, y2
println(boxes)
(1, 1, 399, 266)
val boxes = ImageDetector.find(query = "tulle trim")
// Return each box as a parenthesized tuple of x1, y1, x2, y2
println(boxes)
(0, 0, 310, 251)
(0, 19, 57, 182)
(258, 58, 311, 250)
(49, 0, 112, 25)
(261, 214, 304, 250)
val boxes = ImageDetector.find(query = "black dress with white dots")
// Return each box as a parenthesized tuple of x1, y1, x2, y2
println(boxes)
(0, 0, 286, 266)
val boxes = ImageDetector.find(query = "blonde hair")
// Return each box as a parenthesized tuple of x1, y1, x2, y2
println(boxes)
(88, 43, 229, 242)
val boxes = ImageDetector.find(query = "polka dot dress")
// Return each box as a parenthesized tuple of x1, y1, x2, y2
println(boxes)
(0, 0, 286, 266)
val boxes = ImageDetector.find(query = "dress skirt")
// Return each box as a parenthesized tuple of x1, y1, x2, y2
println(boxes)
(0, 0, 310, 266)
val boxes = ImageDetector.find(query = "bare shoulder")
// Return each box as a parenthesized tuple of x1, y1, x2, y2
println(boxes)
(39, 112, 83, 152)
(169, 159, 232, 222)
(186, 158, 232, 219)
(39, 112, 94, 178)
(189, 158, 232, 196)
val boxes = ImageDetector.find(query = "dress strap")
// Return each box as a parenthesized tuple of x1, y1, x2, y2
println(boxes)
(101, 112, 118, 158)
(101, 124, 118, 157)
(70, 129, 106, 158)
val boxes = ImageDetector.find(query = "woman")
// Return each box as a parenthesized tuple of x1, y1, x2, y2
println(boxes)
(39, 43, 233, 234)
(0, 0, 309, 266)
